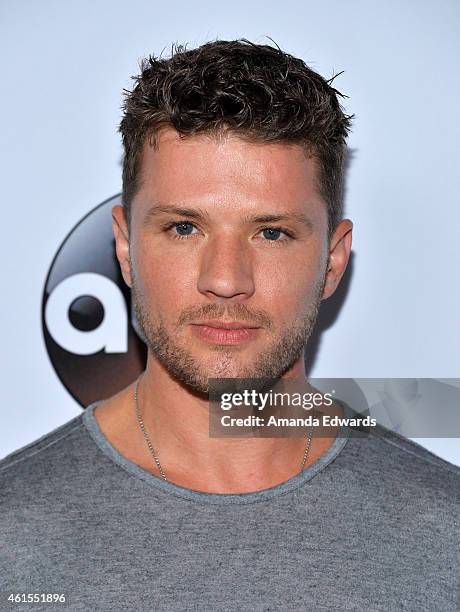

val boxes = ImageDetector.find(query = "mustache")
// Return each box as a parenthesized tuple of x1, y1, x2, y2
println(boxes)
(176, 303, 273, 329)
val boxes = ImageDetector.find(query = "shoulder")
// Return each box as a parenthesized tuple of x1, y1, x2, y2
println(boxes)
(0, 411, 109, 582)
(339, 420, 460, 523)
(0, 413, 83, 472)
(356, 423, 459, 480)
(0, 412, 96, 508)
(338, 400, 459, 478)
(372, 427, 459, 475)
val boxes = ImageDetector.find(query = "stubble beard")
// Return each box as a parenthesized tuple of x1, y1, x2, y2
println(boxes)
(131, 273, 326, 395)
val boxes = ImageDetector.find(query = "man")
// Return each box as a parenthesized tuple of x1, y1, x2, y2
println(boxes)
(1, 39, 458, 611)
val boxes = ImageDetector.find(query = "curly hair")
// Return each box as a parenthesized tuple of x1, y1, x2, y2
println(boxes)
(119, 38, 353, 235)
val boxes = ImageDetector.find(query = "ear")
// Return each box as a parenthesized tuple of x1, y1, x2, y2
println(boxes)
(322, 219, 353, 300)
(112, 205, 132, 288)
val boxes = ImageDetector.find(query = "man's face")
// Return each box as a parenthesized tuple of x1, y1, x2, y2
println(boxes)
(114, 128, 347, 394)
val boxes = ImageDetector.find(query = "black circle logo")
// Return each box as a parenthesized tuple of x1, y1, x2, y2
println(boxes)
(42, 194, 146, 408)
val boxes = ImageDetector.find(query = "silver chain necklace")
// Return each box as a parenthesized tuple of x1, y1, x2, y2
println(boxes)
(135, 376, 167, 481)
(134, 375, 316, 483)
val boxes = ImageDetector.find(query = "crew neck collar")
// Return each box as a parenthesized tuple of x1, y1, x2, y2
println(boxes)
(82, 399, 352, 505)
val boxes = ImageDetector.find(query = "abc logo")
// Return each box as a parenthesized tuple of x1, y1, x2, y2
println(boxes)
(42, 195, 146, 408)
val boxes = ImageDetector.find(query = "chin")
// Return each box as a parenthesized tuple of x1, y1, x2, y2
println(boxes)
(201, 355, 253, 379)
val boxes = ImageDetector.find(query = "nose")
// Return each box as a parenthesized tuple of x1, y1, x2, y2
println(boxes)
(197, 234, 255, 301)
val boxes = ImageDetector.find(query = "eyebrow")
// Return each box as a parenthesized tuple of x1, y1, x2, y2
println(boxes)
(143, 204, 314, 231)
(242, 212, 314, 232)
(144, 205, 211, 224)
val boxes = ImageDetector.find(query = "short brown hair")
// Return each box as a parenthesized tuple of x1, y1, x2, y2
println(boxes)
(119, 39, 353, 235)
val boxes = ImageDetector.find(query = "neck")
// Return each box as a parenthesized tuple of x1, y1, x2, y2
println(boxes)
(122, 351, 340, 494)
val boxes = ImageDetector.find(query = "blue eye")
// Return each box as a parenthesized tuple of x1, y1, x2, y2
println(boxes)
(262, 228, 282, 241)
(174, 222, 195, 236)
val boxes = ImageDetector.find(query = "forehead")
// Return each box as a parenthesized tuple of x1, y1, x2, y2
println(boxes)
(135, 127, 325, 220)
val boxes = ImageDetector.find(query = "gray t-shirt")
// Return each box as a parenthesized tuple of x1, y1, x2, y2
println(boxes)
(0, 400, 459, 612)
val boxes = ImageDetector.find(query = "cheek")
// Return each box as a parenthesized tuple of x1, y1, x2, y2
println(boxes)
(134, 243, 197, 307)
(260, 271, 319, 323)
(254, 244, 326, 320)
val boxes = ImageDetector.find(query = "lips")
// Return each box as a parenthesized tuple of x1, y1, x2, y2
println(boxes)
(191, 320, 261, 330)
(189, 321, 261, 345)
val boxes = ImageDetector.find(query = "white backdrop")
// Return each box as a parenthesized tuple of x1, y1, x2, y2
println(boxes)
(1, 0, 459, 464)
